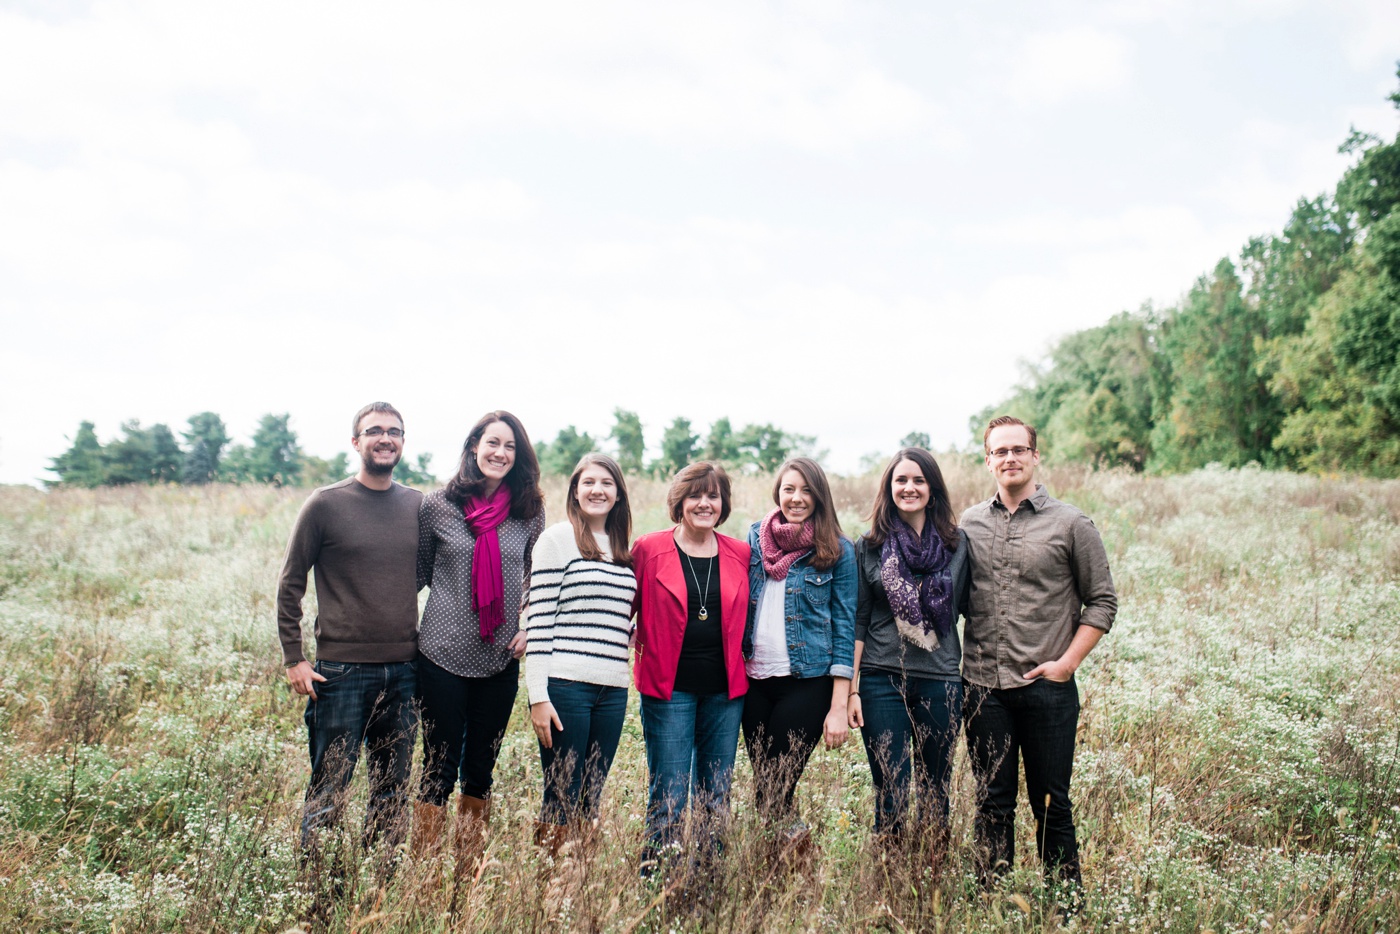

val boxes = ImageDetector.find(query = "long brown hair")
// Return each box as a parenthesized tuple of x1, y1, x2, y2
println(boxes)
(566, 453, 632, 568)
(864, 448, 958, 550)
(443, 410, 544, 520)
(771, 457, 844, 571)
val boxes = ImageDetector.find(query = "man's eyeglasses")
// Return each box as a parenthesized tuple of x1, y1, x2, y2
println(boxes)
(360, 427, 404, 439)
(988, 446, 1034, 459)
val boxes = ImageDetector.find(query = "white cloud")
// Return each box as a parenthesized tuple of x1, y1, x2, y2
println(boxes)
(0, 0, 940, 153)
(1006, 27, 1133, 105)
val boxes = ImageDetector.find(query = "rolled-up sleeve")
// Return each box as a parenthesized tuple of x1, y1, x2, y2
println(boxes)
(1071, 515, 1117, 633)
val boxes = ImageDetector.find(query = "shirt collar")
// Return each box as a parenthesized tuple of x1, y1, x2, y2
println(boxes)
(992, 483, 1049, 513)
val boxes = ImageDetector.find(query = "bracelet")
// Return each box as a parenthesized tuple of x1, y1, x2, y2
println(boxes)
(848, 691, 860, 698)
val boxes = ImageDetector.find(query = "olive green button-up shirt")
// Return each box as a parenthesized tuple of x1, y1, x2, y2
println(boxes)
(960, 485, 1116, 690)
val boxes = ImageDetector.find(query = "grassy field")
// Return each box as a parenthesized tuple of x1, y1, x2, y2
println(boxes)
(0, 463, 1397, 932)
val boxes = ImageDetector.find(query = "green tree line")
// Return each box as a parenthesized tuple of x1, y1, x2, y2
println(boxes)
(975, 71, 1400, 477)
(534, 409, 824, 478)
(48, 413, 435, 489)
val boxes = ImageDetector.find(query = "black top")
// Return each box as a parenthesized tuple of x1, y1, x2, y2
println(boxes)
(673, 552, 726, 695)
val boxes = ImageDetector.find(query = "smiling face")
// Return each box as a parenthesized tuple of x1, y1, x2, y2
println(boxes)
(777, 468, 815, 525)
(890, 458, 929, 521)
(985, 423, 1040, 497)
(473, 420, 516, 485)
(680, 486, 723, 536)
(574, 463, 618, 527)
(351, 411, 405, 477)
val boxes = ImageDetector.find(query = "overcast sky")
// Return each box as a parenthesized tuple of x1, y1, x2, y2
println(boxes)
(4, 0, 1398, 485)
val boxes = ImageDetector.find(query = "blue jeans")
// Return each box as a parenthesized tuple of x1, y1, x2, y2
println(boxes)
(538, 679, 628, 825)
(639, 690, 744, 858)
(963, 677, 1081, 881)
(858, 672, 962, 835)
(302, 659, 418, 851)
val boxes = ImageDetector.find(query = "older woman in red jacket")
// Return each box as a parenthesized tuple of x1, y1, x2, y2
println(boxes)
(631, 461, 750, 877)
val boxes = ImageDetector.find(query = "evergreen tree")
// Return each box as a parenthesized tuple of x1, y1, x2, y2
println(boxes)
(47, 421, 105, 487)
(609, 409, 645, 475)
(735, 422, 790, 473)
(656, 417, 699, 476)
(303, 452, 351, 487)
(245, 414, 302, 486)
(703, 416, 741, 464)
(540, 427, 595, 476)
(899, 431, 932, 450)
(148, 424, 182, 483)
(181, 412, 230, 485)
(101, 420, 169, 485)
(220, 444, 251, 483)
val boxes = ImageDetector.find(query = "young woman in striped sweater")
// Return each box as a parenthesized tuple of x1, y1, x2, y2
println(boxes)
(524, 453, 637, 852)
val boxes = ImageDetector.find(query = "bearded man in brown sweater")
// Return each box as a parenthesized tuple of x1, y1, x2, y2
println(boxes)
(277, 401, 423, 856)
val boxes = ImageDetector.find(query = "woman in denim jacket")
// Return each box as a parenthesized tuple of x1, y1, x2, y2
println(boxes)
(847, 447, 968, 863)
(742, 456, 857, 856)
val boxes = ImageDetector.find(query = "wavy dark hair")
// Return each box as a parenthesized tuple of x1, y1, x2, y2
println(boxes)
(864, 447, 958, 550)
(567, 453, 632, 568)
(443, 410, 544, 520)
(771, 457, 844, 571)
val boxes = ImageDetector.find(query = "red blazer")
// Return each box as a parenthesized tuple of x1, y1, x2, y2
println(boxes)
(631, 527, 750, 700)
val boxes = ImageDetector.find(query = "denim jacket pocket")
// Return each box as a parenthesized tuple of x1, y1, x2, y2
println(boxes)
(803, 571, 832, 606)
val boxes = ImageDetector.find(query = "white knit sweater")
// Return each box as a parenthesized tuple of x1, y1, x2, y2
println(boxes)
(524, 522, 637, 705)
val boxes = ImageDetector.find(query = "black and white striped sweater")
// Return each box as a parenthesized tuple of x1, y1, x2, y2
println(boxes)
(524, 522, 637, 705)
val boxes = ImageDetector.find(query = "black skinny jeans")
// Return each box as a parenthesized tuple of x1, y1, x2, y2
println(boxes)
(741, 675, 832, 820)
(417, 653, 519, 805)
(963, 676, 1082, 881)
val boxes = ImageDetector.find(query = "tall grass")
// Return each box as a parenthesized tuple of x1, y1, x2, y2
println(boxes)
(0, 464, 1396, 931)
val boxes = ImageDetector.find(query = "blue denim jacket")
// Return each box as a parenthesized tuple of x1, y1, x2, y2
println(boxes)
(743, 522, 857, 680)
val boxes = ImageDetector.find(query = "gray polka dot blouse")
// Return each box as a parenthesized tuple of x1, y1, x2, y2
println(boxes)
(417, 488, 545, 678)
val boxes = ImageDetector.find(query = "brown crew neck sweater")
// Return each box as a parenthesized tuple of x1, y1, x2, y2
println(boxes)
(277, 477, 423, 666)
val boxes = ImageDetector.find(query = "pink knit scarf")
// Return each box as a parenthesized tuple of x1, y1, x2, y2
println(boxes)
(758, 508, 814, 580)
(463, 485, 512, 642)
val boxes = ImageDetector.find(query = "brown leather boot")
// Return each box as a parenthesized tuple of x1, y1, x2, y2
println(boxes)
(534, 820, 569, 861)
(454, 794, 491, 880)
(411, 800, 447, 860)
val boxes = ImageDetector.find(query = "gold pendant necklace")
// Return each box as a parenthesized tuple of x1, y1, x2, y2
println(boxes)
(681, 548, 714, 621)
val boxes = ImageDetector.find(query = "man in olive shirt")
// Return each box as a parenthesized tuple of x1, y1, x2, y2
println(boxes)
(277, 402, 423, 854)
(961, 415, 1117, 889)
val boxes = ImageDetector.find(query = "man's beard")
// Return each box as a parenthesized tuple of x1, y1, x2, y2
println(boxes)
(362, 453, 400, 476)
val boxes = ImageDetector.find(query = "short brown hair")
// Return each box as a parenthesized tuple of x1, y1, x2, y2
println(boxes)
(667, 461, 732, 526)
(983, 415, 1037, 453)
(352, 401, 403, 437)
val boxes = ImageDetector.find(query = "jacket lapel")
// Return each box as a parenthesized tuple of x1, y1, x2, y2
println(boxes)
(657, 532, 688, 611)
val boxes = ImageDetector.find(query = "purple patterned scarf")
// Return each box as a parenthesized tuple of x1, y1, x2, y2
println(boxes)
(463, 485, 512, 642)
(758, 508, 814, 580)
(879, 515, 953, 651)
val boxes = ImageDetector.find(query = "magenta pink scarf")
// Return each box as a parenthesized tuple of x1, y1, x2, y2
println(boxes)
(758, 508, 814, 580)
(464, 486, 512, 642)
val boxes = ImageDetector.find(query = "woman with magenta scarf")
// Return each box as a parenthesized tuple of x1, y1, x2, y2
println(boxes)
(848, 447, 968, 866)
(740, 456, 856, 858)
(412, 410, 545, 875)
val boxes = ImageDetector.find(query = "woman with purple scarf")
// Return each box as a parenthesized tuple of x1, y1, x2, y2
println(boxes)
(412, 410, 545, 875)
(741, 457, 856, 858)
(848, 447, 968, 861)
